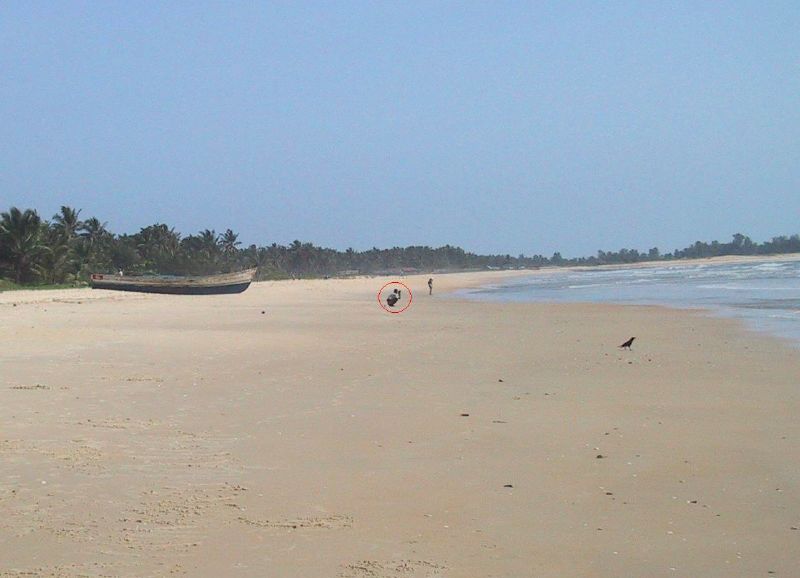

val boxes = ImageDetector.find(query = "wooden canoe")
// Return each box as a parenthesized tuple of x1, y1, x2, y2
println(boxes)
(90, 269, 257, 295)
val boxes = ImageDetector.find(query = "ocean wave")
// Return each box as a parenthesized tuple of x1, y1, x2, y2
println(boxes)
(566, 282, 614, 289)
(462, 259, 800, 345)
(697, 284, 799, 291)
(753, 262, 789, 270)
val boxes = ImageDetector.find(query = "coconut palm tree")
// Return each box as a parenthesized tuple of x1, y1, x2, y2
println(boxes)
(198, 229, 220, 272)
(134, 224, 181, 272)
(110, 235, 141, 273)
(0, 207, 48, 284)
(52, 206, 82, 240)
(79, 217, 109, 247)
(198, 229, 219, 253)
(220, 229, 241, 257)
(76, 217, 112, 272)
(40, 224, 78, 284)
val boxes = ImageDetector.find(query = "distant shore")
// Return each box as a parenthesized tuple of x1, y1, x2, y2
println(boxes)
(570, 251, 800, 272)
(6, 253, 800, 305)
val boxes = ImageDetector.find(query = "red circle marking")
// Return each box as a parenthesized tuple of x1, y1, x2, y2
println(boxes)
(377, 281, 413, 314)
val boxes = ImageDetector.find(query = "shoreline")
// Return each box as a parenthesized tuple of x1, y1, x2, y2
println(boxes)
(4, 255, 798, 350)
(2, 270, 799, 577)
(3, 250, 800, 303)
(444, 257, 800, 349)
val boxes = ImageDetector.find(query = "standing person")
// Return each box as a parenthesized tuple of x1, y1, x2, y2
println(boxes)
(428, 278, 433, 295)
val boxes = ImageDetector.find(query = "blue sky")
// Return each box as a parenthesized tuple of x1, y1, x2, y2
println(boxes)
(2, 2, 798, 257)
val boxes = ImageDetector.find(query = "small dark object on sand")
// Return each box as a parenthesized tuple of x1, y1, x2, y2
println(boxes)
(261, 310, 265, 314)
(596, 454, 605, 459)
(460, 413, 470, 417)
(504, 484, 513, 488)
(619, 337, 635, 349)
(498, 379, 504, 382)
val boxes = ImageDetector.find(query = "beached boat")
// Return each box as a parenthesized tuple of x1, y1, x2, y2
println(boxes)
(90, 269, 257, 295)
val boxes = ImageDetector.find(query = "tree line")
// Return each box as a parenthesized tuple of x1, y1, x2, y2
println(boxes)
(1, 205, 799, 287)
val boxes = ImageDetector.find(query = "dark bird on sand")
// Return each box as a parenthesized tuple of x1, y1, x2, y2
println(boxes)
(619, 337, 635, 349)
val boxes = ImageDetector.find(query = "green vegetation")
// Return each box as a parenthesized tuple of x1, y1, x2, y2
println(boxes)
(0, 279, 79, 292)
(1, 205, 799, 288)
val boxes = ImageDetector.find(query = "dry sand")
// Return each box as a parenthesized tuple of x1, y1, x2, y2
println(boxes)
(1, 271, 799, 577)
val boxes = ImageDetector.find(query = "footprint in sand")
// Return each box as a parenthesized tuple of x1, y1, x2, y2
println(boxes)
(116, 483, 248, 553)
(0, 439, 104, 473)
(238, 513, 353, 530)
(0, 563, 122, 578)
(71, 420, 242, 474)
(339, 559, 447, 578)
(1, 491, 101, 542)
(8, 384, 51, 390)
(73, 417, 160, 430)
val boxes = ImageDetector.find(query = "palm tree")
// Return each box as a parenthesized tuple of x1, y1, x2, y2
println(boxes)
(41, 225, 77, 284)
(242, 245, 277, 279)
(198, 229, 220, 272)
(134, 224, 181, 273)
(220, 229, 241, 257)
(73, 217, 112, 277)
(198, 229, 219, 253)
(52, 206, 82, 240)
(0, 207, 48, 283)
(288, 240, 307, 276)
(110, 235, 141, 272)
(79, 217, 109, 247)
(178, 229, 222, 274)
(263, 242, 288, 277)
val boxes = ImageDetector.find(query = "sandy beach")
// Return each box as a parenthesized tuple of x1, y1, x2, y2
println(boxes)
(1, 271, 799, 577)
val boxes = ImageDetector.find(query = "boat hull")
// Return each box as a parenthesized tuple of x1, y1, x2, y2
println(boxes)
(89, 269, 256, 295)
(90, 280, 252, 295)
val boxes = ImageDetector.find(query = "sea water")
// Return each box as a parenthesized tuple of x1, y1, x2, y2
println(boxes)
(459, 259, 800, 346)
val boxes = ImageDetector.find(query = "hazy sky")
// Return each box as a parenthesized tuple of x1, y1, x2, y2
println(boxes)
(2, 2, 798, 256)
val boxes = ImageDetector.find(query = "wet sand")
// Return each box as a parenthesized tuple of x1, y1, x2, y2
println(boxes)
(1, 271, 799, 577)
